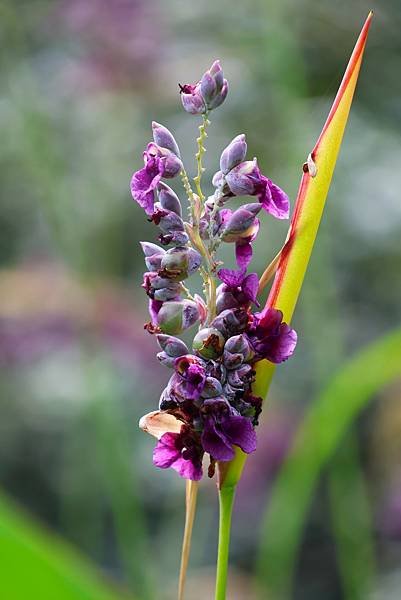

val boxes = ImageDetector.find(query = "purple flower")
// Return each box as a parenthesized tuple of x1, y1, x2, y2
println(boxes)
(153, 427, 203, 481)
(217, 268, 259, 312)
(174, 355, 207, 400)
(246, 308, 297, 363)
(180, 60, 228, 114)
(200, 399, 257, 461)
(130, 143, 182, 216)
(130, 152, 164, 216)
(224, 158, 290, 219)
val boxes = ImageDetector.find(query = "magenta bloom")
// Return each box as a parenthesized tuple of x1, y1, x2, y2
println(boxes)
(201, 399, 257, 461)
(131, 143, 182, 216)
(217, 268, 259, 307)
(131, 153, 164, 215)
(225, 158, 289, 219)
(153, 428, 203, 481)
(174, 355, 207, 400)
(247, 308, 297, 363)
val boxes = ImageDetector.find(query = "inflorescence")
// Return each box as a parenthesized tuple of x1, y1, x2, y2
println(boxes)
(131, 60, 297, 481)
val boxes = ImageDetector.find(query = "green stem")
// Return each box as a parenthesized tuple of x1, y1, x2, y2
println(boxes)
(193, 114, 210, 201)
(215, 486, 236, 600)
(180, 167, 197, 222)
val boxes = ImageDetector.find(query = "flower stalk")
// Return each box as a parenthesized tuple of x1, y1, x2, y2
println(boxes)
(129, 24, 372, 596)
(178, 481, 199, 600)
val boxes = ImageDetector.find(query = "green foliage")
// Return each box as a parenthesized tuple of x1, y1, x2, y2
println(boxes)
(256, 327, 401, 597)
(0, 490, 131, 600)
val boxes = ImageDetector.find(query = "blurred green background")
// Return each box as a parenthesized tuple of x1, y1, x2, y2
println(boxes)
(0, 1, 400, 598)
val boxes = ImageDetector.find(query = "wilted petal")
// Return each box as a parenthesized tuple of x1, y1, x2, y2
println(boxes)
(139, 410, 183, 439)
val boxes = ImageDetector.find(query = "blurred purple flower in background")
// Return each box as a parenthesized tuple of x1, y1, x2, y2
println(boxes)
(56, 0, 162, 90)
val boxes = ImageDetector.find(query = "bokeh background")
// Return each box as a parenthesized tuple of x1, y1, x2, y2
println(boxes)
(1, 1, 400, 598)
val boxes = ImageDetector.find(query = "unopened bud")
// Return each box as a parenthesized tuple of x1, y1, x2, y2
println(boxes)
(152, 122, 181, 157)
(200, 377, 223, 399)
(140, 242, 166, 271)
(160, 246, 202, 281)
(157, 182, 182, 217)
(220, 134, 247, 175)
(193, 327, 225, 359)
(157, 334, 189, 357)
(223, 334, 254, 369)
(221, 203, 261, 243)
(211, 308, 248, 338)
(180, 60, 228, 115)
(157, 300, 199, 335)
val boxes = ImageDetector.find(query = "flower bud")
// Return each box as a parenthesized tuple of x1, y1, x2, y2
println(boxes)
(227, 363, 254, 389)
(225, 158, 264, 196)
(180, 84, 205, 115)
(142, 272, 182, 301)
(200, 377, 223, 399)
(153, 205, 187, 245)
(160, 246, 202, 281)
(157, 300, 199, 335)
(157, 182, 182, 217)
(220, 135, 247, 175)
(223, 334, 254, 369)
(210, 308, 248, 338)
(157, 335, 188, 366)
(152, 122, 181, 158)
(192, 327, 225, 360)
(145, 142, 182, 179)
(180, 60, 228, 115)
(221, 203, 261, 243)
(140, 242, 166, 272)
(153, 286, 181, 301)
(216, 283, 240, 314)
(157, 334, 189, 357)
(212, 170, 225, 188)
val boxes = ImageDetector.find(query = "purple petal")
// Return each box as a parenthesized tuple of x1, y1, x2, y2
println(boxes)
(219, 208, 233, 227)
(242, 273, 259, 304)
(149, 299, 163, 323)
(201, 419, 235, 461)
(266, 324, 298, 363)
(130, 156, 164, 216)
(172, 457, 203, 481)
(218, 268, 246, 288)
(153, 433, 181, 468)
(258, 176, 289, 219)
(235, 241, 253, 269)
(256, 308, 283, 334)
(221, 415, 257, 454)
(266, 180, 290, 219)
